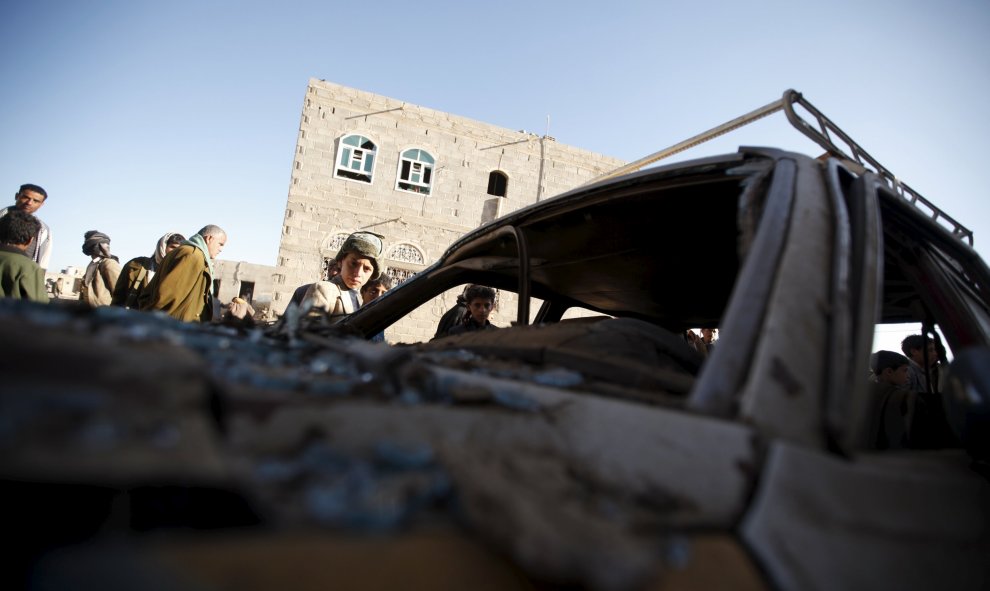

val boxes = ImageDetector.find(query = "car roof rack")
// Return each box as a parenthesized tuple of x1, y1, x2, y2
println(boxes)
(593, 89, 974, 246)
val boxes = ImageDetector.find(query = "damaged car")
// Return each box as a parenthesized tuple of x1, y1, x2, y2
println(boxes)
(2, 90, 989, 590)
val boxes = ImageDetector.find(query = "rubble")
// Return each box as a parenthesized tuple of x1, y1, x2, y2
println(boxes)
(0, 299, 740, 590)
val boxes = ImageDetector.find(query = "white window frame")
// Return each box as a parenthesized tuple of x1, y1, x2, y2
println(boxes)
(395, 148, 435, 195)
(335, 134, 378, 184)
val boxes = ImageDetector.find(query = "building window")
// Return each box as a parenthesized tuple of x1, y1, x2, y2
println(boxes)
(396, 148, 435, 195)
(335, 134, 377, 183)
(487, 170, 508, 197)
(386, 243, 426, 286)
(386, 267, 416, 285)
(389, 243, 425, 265)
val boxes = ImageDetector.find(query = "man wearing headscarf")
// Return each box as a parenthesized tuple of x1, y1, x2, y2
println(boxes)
(140, 225, 226, 322)
(111, 232, 186, 308)
(79, 230, 121, 307)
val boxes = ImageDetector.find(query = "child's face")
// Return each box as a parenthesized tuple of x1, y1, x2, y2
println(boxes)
(361, 283, 387, 303)
(882, 365, 910, 386)
(339, 253, 375, 290)
(468, 297, 494, 324)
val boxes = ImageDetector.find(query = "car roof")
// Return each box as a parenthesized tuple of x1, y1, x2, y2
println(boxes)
(343, 151, 763, 335)
(343, 145, 990, 341)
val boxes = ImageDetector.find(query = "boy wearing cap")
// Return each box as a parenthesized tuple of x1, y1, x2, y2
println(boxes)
(304, 232, 385, 322)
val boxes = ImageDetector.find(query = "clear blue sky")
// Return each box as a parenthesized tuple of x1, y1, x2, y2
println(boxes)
(2, 0, 988, 350)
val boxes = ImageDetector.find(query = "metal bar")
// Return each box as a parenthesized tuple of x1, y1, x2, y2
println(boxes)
(781, 92, 974, 246)
(589, 96, 788, 184)
(589, 88, 974, 247)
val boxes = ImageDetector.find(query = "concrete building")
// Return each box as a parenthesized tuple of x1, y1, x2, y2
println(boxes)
(273, 79, 625, 342)
(213, 259, 277, 321)
(46, 266, 84, 300)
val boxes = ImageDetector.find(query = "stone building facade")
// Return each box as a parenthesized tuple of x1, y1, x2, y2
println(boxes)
(273, 79, 625, 343)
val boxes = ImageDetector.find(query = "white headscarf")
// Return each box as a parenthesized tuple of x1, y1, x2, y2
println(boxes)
(153, 232, 180, 267)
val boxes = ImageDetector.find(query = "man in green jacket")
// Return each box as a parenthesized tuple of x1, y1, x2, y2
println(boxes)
(0, 210, 49, 303)
(141, 225, 226, 322)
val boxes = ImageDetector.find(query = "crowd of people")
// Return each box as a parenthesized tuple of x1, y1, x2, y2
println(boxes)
(0, 182, 234, 324)
(0, 182, 494, 339)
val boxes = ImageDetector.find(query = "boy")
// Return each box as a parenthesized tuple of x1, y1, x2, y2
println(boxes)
(304, 232, 385, 322)
(900, 334, 939, 392)
(361, 275, 393, 342)
(447, 285, 498, 336)
(868, 350, 926, 449)
(870, 350, 910, 389)
(0, 210, 49, 302)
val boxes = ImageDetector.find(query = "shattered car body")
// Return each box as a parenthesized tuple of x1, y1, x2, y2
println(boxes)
(4, 94, 990, 590)
(341, 146, 990, 589)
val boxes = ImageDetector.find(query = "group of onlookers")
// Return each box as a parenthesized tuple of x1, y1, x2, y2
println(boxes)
(0, 181, 233, 324)
(868, 334, 955, 450)
(74, 225, 228, 323)
(0, 184, 498, 341)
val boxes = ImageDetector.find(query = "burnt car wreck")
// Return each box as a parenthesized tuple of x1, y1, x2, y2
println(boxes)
(2, 91, 989, 590)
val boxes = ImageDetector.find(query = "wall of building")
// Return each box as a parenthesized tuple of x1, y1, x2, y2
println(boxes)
(46, 266, 83, 300)
(273, 79, 625, 343)
(213, 259, 276, 320)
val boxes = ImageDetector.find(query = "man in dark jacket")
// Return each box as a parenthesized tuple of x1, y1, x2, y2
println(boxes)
(0, 210, 48, 302)
(111, 232, 185, 308)
(435, 284, 472, 338)
(447, 285, 498, 336)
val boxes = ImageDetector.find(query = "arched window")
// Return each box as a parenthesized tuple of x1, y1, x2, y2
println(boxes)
(396, 148, 435, 195)
(335, 134, 377, 183)
(385, 243, 426, 285)
(487, 170, 508, 197)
